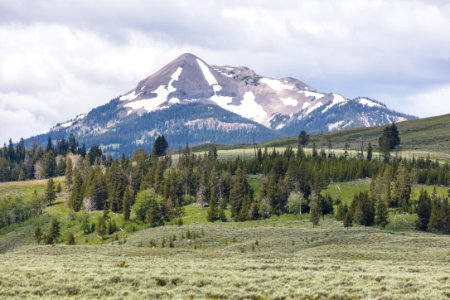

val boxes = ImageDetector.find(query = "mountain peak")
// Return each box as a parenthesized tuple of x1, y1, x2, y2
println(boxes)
(168, 53, 203, 67)
(31, 54, 417, 156)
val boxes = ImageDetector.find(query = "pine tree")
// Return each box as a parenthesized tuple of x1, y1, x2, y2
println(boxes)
(122, 186, 132, 221)
(374, 194, 389, 228)
(229, 167, 254, 221)
(42, 151, 56, 178)
(80, 144, 87, 158)
(394, 163, 412, 211)
(46, 136, 53, 153)
(367, 142, 373, 161)
(309, 194, 321, 227)
(297, 130, 309, 149)
(46, 218, 60, 244)
(65, 157, 73, 190)
(45, 178, 57, 205)
(416, 189, 431, 231)
(34, 226, 43, 244)
(343, 208, 353, 228)
(90, 170, 108, 210)
(56, 182, 62, 194)
(70, 171, 84, 212)
(67, 232, 76, 245)
(218, 197, 227, 222)
(68, 134, 78, 153)
(152, 135, 169, 157)
(207, 170, 218, 222)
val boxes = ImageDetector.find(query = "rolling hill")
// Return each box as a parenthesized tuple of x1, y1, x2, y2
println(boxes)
(192, 113, 450, 161)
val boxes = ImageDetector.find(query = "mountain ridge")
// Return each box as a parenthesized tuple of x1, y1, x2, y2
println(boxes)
(25, 53, 416, 155)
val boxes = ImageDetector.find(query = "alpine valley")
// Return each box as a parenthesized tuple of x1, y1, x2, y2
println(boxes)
(25, 53, 416, 155)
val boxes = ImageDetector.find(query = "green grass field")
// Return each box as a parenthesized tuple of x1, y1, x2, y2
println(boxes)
(0, 179, 449, 299)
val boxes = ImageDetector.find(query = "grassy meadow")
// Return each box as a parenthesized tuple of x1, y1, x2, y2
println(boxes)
(0, 178, 449, 299)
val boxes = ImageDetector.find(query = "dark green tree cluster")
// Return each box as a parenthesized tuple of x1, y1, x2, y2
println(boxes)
(378, 123, 400, 157)
(416, 189, 449, 233)
(0, 134, 103, 181)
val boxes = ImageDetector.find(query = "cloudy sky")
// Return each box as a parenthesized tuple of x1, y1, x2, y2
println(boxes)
(1, 0, 450, 143)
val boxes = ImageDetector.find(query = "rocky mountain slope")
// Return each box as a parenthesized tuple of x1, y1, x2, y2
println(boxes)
(25, 53, 416, 155)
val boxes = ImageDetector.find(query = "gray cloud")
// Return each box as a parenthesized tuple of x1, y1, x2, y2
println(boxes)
(0, 0, 449, 143)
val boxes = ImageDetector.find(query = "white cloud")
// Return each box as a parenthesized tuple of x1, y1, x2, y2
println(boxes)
(406, 84, 450, 117)
(0, 0, 449, 142)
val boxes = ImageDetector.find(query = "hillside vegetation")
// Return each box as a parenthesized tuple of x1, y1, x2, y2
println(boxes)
(192, 113, 450, 161)
(0, 180, 449, 299)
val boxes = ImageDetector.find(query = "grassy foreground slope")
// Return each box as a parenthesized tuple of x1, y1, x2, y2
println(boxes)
(1, 218, 450, 299)
(0, 179, 450, 299)
(191, 113, 450, 161)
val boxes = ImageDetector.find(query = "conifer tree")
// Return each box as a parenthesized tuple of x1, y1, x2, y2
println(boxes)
(374, 194, 389, 228)
(56, 182, 62, 194)
(394, 163, 412, 211)
(42, 151, 56, 178)
(34, 226, 43, 244)
(70, 171, 84, 212)
(80, 144, 87, 158)
(207, 169, 219, 222)
(229, 167, 254, 221)
(152, 135, 169, 157)
(68, 134, 78, 153)
(46, 218, 60, 244)
(367, 142, 373, 161)
(218, 197, 227, 222)
(65, 157, 73, 190)
(67, 232, 76, 245)
(343, 207, 353, 228)
(46, 136, 53, 153)
(309, 194, 321, 227)
(45, 178, 57, 205)
(416, 189, 431, 231)
(90, 171, 108, 210)
(297, 130, 309, 149)
(122, 186, 132, 221)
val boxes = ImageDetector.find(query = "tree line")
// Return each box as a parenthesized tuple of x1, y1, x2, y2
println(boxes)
(0, 134, 103, 182)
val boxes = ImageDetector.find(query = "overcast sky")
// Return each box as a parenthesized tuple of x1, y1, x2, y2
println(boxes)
(1, 0, 450, 143)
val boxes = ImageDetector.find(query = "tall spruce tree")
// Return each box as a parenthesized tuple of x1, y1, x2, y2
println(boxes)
(65, 157, 73, 190)
(46, 218, 60, 244)
(394, 163, 412, 211)
(367, 142, 373, 161)
(416, 189, 431, 231)
(122, 186, 132, 221)
(309, 193, 321, 227)
(70, 171, 84, 212)
(207, 169, 219, 222)
(152, 135, 169, 157)
(297, 130, 310, 149)
(45, 178, 57, 205)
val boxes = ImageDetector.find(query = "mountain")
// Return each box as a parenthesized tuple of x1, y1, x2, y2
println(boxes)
(25, 53, 416, 155)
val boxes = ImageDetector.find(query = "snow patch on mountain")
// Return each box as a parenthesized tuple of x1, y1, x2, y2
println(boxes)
(302, 91, 324, 99)
(197, 59, 222, 92)
(322, 94, 346, 113)
(359, 98, 383, 108)
(210, 92, 267, 124)
(281, 97, 298, 107)
(125, 67, 183, 114)
(304, 101, 325, 115)
(120, 90, 139, 101)
(260, 78, 293, 92)
(52, 114, 86, 131)
(327, 120, 345, 131)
